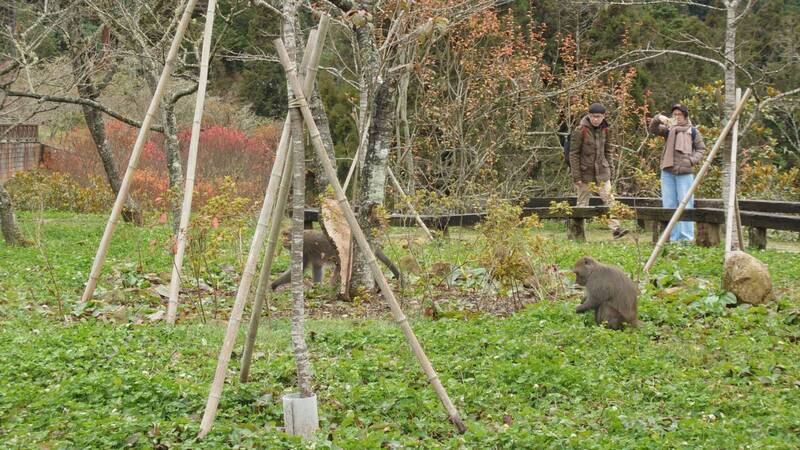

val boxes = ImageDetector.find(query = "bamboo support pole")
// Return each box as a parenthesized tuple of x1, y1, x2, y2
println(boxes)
(197, 17, 329, 439)
(342, 148, 359, 191)
(724, 87, 742, 256)
(239, 152, 292, 382)
(276, 39, 467, 434)
(81, 0, 198, 303)
(387, 166, 434, 242)
(645, 88, 752, 272)
(343, 115, 369, 191)
(166, 0, 218, 324)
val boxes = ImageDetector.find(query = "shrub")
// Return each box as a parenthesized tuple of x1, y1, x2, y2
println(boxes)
(45, 120, 278, 210)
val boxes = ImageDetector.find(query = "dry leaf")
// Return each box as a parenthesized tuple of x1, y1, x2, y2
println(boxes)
(321, 198, 351, 295)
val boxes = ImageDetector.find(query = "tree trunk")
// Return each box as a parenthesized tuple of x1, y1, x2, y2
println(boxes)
(721, 0, 739, 248)
(0, 182, 30, 246)
(309, 88, 337, 196)
(285, 0, 313, 398)
(350, 79, 396, 291)
(395, 47, 415, 194)
(77, 87, 142, 224)
(69, 20, 142, 224)
(160, 98, 184, 236)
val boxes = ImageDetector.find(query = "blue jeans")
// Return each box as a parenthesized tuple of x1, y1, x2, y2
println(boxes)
(661, 170, 695, 242)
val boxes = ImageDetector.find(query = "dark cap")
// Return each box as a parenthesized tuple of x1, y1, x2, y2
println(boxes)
(588, 103, 606, 114)
(671, 103, 689, 118)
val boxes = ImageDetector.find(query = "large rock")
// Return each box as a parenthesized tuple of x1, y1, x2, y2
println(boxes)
(722, 251, 773, 305)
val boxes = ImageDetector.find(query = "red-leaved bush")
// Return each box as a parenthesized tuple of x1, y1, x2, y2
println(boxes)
(45, 120, 278, 210)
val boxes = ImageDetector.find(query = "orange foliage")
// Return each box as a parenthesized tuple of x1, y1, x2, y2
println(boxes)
(46, 120, 279, 210)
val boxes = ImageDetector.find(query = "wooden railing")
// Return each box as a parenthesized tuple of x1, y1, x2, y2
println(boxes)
(303, 197, 800, 250)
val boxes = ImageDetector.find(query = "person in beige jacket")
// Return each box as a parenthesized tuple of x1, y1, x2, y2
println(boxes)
(649, 103, 706, 242)
(569, 102, 628, 239)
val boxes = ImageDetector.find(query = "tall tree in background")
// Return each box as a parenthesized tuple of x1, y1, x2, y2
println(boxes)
(323, 0, 502, 292)
(0, 1, 29, 246)
(90, 0, 201, 234)
(65, 15, 142, 223)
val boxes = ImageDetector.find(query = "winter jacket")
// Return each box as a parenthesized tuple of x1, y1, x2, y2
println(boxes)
(649, 117, 706, 175)
(569, 115, 613, 183)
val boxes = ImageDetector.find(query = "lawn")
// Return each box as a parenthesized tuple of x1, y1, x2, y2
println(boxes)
(1, 212, 799, 449)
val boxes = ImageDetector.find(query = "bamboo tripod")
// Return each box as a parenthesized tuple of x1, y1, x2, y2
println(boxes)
(274, 37, 466, 433)
(80, 0, 200, 304)
(199, 20, 465, 437)
(238, 26, 327, 384)
(644, 88, 752, 272)
(197, 19, 330, 438)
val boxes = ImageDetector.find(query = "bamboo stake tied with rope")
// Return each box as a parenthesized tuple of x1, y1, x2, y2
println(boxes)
(275, 37, 467, 434)
(197, 17, 330, 439)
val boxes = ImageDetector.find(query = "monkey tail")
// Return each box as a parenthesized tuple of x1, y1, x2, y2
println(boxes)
(375, 248, 404, 293)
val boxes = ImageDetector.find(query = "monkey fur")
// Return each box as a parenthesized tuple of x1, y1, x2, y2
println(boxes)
(271, 229, 402, 291)
(572, 256, 641, 330)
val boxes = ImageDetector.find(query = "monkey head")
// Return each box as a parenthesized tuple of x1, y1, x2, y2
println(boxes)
(571, 256, 597, 286)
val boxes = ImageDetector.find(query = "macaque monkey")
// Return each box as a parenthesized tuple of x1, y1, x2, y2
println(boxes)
(271, 229, 402, 291)
(572, 256, 641, 330)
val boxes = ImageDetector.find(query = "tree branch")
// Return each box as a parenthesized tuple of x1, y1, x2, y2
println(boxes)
(740, 86, 800, 139)
(581, 0, 724, 10)
(166, 82, 199, 105)
(2, 89, 164, 133)
(732, 0, 756, 26)
(631, 48, 727, 72)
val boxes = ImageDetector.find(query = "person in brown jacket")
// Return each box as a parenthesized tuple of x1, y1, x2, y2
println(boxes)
(569, 102, 628, 238)
(649, 103, 706, 242)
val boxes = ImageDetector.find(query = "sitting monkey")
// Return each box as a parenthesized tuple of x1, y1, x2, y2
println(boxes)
(572, 256, 641, 330)
(271, 229, 402, 291)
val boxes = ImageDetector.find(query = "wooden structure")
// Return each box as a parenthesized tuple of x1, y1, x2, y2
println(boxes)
(0, 124, 48, 182)
(303, 196, 800, 250)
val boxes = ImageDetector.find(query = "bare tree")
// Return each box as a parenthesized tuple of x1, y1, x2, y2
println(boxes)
(321, 0, 504, 291)
(64, 16, 143, 223)
(0, 181, 30, 246)
(0, 1, 29, 246)
(1, 1, 244, 231)
(0, 0, 158, 224)
(87, 0, 200, 233)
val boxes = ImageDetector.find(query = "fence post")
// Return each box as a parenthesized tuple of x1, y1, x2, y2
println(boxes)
(748, 227, 767, 250)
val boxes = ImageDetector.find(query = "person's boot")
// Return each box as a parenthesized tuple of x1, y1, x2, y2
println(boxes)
(612, 227, 629, 239)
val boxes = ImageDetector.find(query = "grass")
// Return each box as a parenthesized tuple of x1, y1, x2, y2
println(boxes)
(1, 212, 799, 448)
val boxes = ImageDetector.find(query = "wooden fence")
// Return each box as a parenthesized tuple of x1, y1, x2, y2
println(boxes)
(304, 196, 800, 250)
(0, 124, 46, 183)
